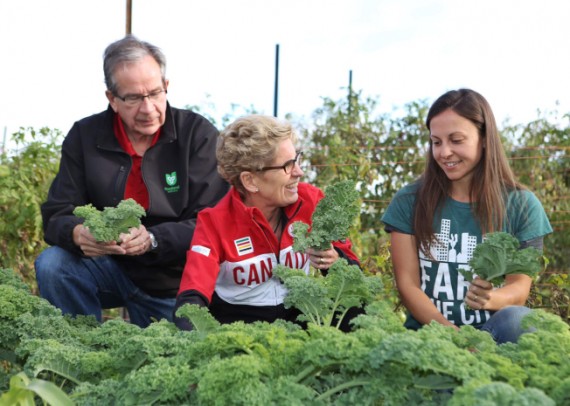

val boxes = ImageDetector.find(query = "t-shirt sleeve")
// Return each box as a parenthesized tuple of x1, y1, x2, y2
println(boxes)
(381, 185, 417, 235)
(508, 190, 553, 242)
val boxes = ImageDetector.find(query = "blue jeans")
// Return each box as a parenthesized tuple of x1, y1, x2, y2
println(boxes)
(35, 246, 176, 328)
(479, 305, 533, 344)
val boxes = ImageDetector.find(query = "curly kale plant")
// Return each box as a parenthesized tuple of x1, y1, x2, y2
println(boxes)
(448, 382, 555, 406)
(459, 232, 543, 286)
(73, 198, 146, 242)
(273, 259, 382, 329)
(292, 180, 359, 251)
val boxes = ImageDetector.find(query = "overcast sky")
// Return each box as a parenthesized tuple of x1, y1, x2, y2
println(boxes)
(2, 0, 570, 147)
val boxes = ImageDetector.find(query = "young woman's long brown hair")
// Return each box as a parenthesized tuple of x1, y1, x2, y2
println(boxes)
(414, 89, 524, 255)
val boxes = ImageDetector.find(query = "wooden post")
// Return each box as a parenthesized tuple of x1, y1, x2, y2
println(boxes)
(126, 0, 132, 35)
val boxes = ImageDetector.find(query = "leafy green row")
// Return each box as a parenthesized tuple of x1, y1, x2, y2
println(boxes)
(1, 266, 569, 405)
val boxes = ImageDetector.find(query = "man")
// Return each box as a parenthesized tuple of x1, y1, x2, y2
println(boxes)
(35, 35, 229, 327)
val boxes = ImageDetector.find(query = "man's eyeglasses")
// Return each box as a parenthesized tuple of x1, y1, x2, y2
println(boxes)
(257, 151, 302, 174)
(115, 89, 167, 107)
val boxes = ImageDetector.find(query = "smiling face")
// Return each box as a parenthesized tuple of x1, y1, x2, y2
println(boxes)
(106, 54, 168, 140)
(246, 139, 304, 215)
(429, 109, 484, 198)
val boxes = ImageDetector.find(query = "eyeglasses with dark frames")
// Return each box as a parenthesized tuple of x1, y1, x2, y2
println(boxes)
(114, 89, 167, 106)
(257, 151, 302, 174)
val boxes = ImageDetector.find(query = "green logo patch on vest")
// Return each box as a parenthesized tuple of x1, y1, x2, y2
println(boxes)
(164, 171, 180, 193)
(165, 172, 177, 186)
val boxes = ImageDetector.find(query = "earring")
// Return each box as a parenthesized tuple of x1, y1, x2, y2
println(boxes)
(255, 188, 259, 192)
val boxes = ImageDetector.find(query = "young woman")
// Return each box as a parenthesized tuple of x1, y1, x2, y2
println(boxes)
(381, 89, 552, 343)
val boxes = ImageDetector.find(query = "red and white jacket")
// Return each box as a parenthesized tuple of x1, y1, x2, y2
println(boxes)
(177, 183, 359, 307)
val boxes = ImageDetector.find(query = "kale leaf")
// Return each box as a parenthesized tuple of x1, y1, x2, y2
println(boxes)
(292, 180, 359, 251)
(459, 232, 543, 286)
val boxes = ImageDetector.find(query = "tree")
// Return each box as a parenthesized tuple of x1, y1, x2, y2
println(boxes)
(0, 127, 63, 290)
(502, 110, 570, 320)
(297, 90, 429, 258)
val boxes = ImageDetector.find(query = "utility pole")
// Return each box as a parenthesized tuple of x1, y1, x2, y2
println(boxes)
(126, 0, 132, 35)
(273, 44, 280, 117)
(1, 126, 6, 154)
(348, 70, 353, 117)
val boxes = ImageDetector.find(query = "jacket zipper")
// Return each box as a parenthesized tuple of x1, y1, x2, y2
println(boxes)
(114, 165, 129, 204)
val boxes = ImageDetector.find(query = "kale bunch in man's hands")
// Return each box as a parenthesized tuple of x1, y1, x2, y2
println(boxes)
(73, 198, 146, 242)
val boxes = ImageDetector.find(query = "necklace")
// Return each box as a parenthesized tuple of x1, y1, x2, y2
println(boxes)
(273, 218, 282, 234)
(269, 209, 283, 235)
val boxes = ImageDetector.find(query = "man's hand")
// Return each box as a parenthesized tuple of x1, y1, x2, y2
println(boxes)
(73, 224, 152, 257)
(73, 224, 125, 257)
(118, 225, 153, 256)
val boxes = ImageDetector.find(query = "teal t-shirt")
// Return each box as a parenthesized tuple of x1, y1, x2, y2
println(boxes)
(381, 182, 553, 329)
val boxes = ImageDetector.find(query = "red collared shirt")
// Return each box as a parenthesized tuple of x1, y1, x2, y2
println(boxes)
(113, 114, 160, 209)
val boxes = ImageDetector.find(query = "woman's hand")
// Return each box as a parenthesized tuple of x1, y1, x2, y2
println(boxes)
(306, 245, 340, 270)
(466, 274, 532, 311)
(466, 277, 493, 310)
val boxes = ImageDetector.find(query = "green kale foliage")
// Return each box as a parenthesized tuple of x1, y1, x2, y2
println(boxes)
(274, 259, 382, 329)
(0, 267, 30, 292)
(0, 269, 61, 353)
(1, 267, 568, 405)
(73, 198, 146, 242)
(448, 381, 555, 406)
(292, 180, 359, 251)
(459, 231, 543, 286)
